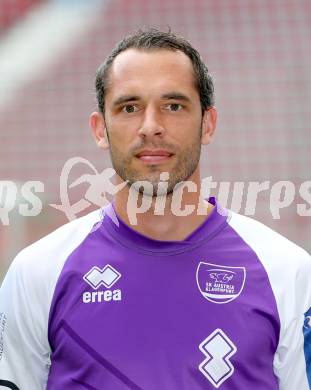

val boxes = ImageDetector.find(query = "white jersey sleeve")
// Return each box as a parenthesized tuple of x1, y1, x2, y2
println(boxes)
(229, 212, 311, 390)
(0, 252, 51, 389)
(0, 210, 102, 390)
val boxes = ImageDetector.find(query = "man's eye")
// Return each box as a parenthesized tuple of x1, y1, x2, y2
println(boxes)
(167, 103, 183, 112)
(122, 105, 138, 113)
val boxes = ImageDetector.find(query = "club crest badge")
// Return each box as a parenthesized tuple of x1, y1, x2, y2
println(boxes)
(196, 262, 246, 304)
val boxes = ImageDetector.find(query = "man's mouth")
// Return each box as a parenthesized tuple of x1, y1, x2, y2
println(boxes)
(135, 149, 174, 163)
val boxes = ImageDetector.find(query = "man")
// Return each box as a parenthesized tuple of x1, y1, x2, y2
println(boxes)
(0, 28, 310, 390)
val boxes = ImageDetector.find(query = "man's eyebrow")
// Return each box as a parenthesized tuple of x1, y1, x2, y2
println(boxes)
(112, 95, 141, 106)
(112, 92, 191, 107)
(161, 92, 191, 102)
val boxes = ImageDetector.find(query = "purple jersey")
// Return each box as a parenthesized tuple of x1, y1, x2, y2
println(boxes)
(1, 198, 311, 389)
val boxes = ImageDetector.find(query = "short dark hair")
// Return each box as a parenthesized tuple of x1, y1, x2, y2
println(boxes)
(95, 27, 215, 114)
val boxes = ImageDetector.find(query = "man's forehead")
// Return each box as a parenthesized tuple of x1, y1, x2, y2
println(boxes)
(106, 48, 197, 98)
(110, 48, 195, 79)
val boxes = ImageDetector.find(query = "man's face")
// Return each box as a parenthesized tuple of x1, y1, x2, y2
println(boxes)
(98, 48, 214, 196)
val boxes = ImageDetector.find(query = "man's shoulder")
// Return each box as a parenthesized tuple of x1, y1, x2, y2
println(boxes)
(227, 211, 311, 317)
(10, 208, 103, 279)
(228, 210, 311, 269)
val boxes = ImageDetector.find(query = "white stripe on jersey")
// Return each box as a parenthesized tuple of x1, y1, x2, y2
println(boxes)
(228, 211, 311, 390)
(0, 210, 103, 390)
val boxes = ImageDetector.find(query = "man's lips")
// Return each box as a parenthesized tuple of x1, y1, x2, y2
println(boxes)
(135, 149, 174, 163)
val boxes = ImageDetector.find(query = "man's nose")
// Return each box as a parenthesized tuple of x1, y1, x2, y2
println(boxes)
(138, 107, 165, 137)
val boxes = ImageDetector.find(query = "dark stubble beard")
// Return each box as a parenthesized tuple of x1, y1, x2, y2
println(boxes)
(107, 126, 202, 198)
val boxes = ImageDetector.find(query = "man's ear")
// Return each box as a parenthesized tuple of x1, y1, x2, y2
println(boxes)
(201, 106, 217, 145)
(89, 111, 109, 150)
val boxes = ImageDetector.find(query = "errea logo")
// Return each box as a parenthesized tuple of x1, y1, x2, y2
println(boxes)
(82, 265, 122, 304)
(84, 265, 121, 289)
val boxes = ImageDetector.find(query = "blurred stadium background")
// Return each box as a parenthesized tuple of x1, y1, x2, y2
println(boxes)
(0, 0, 310, 280)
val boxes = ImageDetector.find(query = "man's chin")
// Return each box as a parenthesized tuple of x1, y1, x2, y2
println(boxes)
(128, 180, 158, 197)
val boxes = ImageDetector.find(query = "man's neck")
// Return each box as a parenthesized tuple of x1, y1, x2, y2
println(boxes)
(113, 187, 214, 242)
